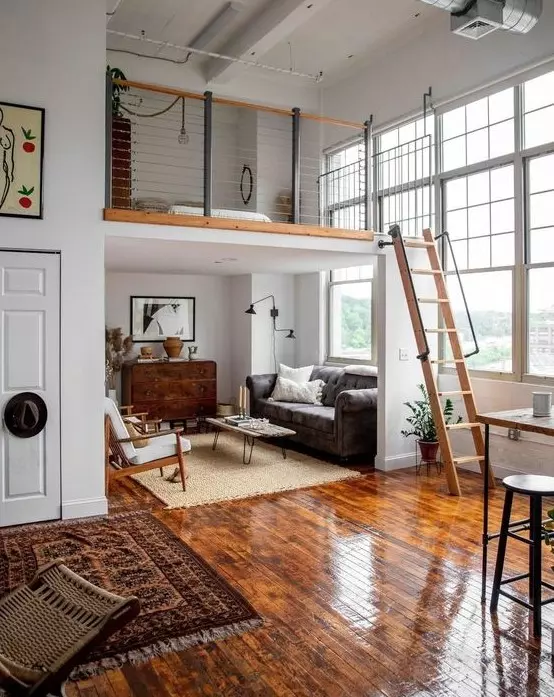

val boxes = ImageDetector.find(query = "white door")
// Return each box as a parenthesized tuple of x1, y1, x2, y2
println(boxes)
(0, 251, 60, 527)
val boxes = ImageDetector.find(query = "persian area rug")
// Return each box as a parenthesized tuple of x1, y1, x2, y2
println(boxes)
(133, 432, 362, 508)
(0, 511, 262, 679)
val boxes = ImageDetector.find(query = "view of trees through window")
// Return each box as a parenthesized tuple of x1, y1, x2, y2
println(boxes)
(329, 266, 373, 361)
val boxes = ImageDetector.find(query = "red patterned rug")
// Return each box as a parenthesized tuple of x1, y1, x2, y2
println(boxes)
(0, 511, 262, 679)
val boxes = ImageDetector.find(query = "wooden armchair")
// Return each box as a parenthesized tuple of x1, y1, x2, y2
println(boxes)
(104, 398, 190, 493)
(0, 560, 139, 696)
(119, 405, 161, 434)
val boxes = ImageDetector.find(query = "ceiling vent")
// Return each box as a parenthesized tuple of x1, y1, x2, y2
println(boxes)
(418, 0, 542, 39)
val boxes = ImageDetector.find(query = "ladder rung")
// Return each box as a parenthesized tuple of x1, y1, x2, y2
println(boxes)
(410, 268, 442, 275)
(426, 328, 456, 333)
(430, 359, 464, 364)
(438, 391, 472, 396)
(403, 240, 435, 249)
(446, 422, 481, 430)
(453, 455, 485, 465)
(418, 298, 449, 304)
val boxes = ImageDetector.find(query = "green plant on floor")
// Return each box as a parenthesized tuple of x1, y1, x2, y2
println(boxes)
(543, 510, 554, 569)
(106, 65, 129, 117)
(401, 383, 461, 443)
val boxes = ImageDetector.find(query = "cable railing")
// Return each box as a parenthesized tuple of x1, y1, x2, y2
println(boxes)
(105, 77, 372, 235)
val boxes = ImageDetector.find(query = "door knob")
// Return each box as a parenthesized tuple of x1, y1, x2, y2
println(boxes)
(4, 392, 48, 438)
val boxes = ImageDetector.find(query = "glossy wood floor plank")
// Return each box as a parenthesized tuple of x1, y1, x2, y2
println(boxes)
(79, 469, 554, 696)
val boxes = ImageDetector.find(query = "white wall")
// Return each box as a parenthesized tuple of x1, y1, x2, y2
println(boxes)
(0, 0, 106, 519)
(322, 4, 554, 130)
(105, 272, 233, 402)
(250, 274, 296, 374)
(295, 272, 326, 367)
(229, 275, 253, 409)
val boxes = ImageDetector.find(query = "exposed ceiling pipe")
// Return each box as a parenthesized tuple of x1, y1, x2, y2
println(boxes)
(107, 29, 323, 81)
(417, 0, 542, 38)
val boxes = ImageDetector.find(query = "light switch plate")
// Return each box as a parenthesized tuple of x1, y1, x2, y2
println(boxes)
(399, 348, 409, 361)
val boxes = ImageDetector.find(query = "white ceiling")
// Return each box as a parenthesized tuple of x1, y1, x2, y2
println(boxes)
(106, 0, 437, 83)
(105, 235, 376, 275)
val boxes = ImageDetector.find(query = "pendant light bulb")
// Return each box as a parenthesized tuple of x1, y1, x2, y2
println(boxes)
(178, 97, 189, 145)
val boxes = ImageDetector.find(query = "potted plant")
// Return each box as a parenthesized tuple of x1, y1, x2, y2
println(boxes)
(106, 65, 129, 117)
(401, 384, 461, 462)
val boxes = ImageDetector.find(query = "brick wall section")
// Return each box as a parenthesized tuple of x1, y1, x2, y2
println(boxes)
(112, 115, 131, 209)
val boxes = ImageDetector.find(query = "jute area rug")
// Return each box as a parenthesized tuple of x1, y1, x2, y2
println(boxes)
(0, 511, 262, 680)
(133, 432, 361, 508)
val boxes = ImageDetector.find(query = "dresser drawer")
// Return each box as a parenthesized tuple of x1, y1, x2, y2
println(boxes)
(132, 379, 216, 402)
(133, 398, 216, 421)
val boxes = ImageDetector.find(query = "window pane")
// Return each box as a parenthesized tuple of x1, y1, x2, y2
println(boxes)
(524, 106, 554, 149)
(443, 107, 466, 140)
(489, 88, 514, 124)
(468, 237, 491, 268)
(491, 200, 514, 234)
(489, 120, 514, 159)
(447, 209, 467, 240)
(330, 281, 372, 360)
(468, 204, 490, 238)
(446, 177, 467, 211)
(528, 267, 554, 376)
(443, 136, 466, 171)
(530, 191, 554, 229)
(491, 233, 514, 266)
(468, 171, 490, 206)
(524, 71, 554, 113)
(467, 128, 489, 165)
(529, 228, 554, 264)
(448, 270, 512, 372)
(332, 266, 373, 282)
(529, 153, 554, 194)
(466, 98, 488, 132)
(491, 166, 514, 201)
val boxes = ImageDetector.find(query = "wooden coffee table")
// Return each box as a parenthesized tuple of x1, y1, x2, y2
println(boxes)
(205, 417, 296, 464)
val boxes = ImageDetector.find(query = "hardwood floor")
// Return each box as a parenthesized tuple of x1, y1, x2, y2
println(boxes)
(70, 468, 554, 697)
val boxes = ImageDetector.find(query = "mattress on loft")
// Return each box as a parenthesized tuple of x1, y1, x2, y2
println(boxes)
(169, 204, 272, 223)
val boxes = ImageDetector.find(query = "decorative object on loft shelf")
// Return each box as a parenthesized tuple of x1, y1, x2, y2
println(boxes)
(0, 101, 44, 219)
(163, 336, 184, 359)
(244, 295, 296, 340)
(131, 295, 196, 342)
(401, 384, 461, 469)
(105, 327, 132, 401)
(187, 345, 198, 360)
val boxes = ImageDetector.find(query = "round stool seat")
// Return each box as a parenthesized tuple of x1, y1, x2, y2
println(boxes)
(503, 474, 554, 496)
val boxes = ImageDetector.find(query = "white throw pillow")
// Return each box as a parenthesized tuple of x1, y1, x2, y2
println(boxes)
(278, 363, 313, 384)
(270, 377, 324, 404)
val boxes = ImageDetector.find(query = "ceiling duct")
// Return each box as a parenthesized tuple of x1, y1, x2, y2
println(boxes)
(418, 0, 542, 39)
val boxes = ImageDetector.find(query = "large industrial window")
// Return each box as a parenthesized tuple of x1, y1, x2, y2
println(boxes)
(323, 141, 366, 230)
(438, 67, 554, 381)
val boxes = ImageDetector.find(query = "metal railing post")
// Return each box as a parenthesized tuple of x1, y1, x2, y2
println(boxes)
(203, 90, 213, 217)
(105, 72, 113, 209)
(292, 107, 301, 224)
(363, 115, 373, 230)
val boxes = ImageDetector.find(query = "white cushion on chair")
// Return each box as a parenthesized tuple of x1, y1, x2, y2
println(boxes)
(105, 397, 136, 461)
(130, 433, 191, 465)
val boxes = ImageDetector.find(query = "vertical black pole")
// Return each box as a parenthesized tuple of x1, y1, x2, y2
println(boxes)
(203, 91, 213, 217)
(481, 422, 490, 603)
(363, 116, 373, 230)
(292, 107, 301, 224)
(105, 72, 113, 209)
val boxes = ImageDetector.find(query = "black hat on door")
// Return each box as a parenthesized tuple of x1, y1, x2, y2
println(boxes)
(3, 392, 48, 438)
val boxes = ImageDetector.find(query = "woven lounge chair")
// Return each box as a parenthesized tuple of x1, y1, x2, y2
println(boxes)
(0, 560, 140, 696)
(104, 397, 190, 492)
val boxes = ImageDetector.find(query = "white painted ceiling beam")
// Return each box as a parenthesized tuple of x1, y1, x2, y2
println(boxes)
(203, 0, 333, 82)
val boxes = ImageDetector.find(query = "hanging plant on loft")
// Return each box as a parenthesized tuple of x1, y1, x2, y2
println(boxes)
(106, 65, 129, 118)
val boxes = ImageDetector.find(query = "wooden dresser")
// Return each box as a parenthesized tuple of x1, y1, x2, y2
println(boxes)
(121, 360, 217, 421)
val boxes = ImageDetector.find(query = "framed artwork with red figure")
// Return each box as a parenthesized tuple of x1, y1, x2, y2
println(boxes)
(0, 101, 45, 219)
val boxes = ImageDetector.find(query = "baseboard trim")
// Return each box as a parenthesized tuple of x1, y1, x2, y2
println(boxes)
(62, 496, 108, 520)
(375, 452, 416, 471)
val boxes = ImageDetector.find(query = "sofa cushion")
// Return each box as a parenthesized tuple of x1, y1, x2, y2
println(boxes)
(259, 399, 306, 423)
(310, 366, 378, 406)
(291, 406, 335, 435)
(270, 377, 324, 404)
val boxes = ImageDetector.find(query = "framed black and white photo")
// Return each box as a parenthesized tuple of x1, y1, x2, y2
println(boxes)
(130, 296, 196, 342)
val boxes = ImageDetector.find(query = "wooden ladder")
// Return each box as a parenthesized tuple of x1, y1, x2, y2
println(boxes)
(385, 226, 493, 496)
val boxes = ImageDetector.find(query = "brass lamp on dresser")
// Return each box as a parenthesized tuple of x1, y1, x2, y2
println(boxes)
(121, 360, 217, 422)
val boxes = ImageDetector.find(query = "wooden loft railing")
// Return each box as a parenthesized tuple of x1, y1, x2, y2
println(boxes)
(104, 78, 374, 242)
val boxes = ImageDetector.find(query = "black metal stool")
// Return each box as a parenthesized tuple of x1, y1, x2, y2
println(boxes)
(490, 474, 554, 637)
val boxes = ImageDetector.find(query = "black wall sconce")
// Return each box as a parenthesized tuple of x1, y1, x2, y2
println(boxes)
(244, 295, 295, 338)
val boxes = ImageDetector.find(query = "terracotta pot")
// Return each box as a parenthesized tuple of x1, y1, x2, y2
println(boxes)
(163, 336, 183, 359)
(140, 346, 153, 358)
(418, 440, 439, 463)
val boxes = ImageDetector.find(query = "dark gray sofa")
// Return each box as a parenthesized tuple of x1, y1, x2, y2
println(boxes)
(246, 366, 377, 460)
